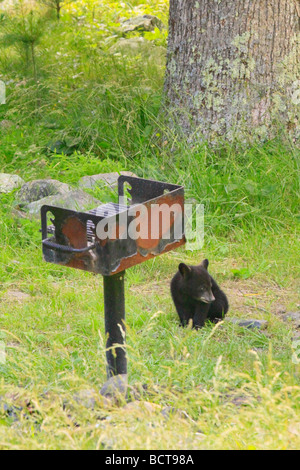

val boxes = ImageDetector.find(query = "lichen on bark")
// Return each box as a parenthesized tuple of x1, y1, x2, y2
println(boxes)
(164, 0, 300, 142)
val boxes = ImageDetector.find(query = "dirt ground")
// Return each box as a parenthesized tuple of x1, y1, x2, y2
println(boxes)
(130, 277, 299, 325)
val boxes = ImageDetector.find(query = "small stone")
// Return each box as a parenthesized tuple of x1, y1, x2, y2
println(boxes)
(225, 317, 268, 330)
(78, 171, 137, 190)
(100, 374, 128, 401)
(46, 139, 79, 155)
(292, 331, 300, 341)
(120, 171, 138, 179)
(120, 15, 164, 34)
(224, 393, 253, 407)
(17, 179, 72, 205)
(11, 208, 28, 219)
(22, 190, 101, 217)
(0, 399, 22, 421)
(79, 172, 119, 189)
(283, 312, 300, 327)
(64, 391, 110, 414)
(0, 393, 33, 422)
(73, 389, 96, 409)
(3, 290, 31, 302)
(0, 173, 25, 193)
(275, 304, 286, 314)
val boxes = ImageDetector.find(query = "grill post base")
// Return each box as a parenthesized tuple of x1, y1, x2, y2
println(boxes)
(103, 271, 127, 378)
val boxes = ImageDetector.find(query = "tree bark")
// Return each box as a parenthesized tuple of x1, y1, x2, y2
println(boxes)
(56, 2, 61, 20)
(164, 0, 299, 141)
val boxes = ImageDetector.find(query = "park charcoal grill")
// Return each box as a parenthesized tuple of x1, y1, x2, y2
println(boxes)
(41, 175, 185, 276)
(41, 175, 185, 379)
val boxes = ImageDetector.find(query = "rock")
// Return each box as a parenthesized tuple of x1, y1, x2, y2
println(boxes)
(120, 170, 137, 179)
(0, 173, 25, 193)
(79, 172, 119, 190)
(120, 15, 164, 33)
(17, 179, 72, 205)
(46, 139, 80, 155)
(72, 389, 110, 409)
(0, 398, 22, 422)
(283, 312, 300, 327)
(78, 171, 137, 190)
(11, 208, 28, 219)
(100, 374, 128, 401)
(222, 392, 259, 407)
(275, 304, 286, 314)
(64, 389, 110, 415)
(22, 190, 101, 217)
(0, 120, 14, 130)
(225, 317, 268, 330)
(292, 331, 300, 341)
(0, 393, 35, 422)
(2, 290, 31, 303)
(72, 389, 97, 410)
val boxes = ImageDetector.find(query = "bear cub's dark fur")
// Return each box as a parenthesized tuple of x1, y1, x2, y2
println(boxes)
(170, 259, 229, 329)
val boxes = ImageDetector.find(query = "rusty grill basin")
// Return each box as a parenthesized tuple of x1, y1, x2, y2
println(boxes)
(41, 175, 185, 276)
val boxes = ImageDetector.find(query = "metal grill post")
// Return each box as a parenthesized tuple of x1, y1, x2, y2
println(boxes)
(103, 271, 127, 378)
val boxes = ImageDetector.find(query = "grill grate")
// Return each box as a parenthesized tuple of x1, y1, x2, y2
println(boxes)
(47, 202, 129, 242)
(88, 202, 128, 217)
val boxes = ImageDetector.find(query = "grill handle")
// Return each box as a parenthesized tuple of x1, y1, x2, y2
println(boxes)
(42, 238, 96, 254)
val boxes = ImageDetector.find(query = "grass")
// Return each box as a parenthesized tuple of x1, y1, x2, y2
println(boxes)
(0, 0, 299, 450)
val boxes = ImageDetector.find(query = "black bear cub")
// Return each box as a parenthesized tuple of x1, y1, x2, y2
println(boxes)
(170, 259, 228, 329)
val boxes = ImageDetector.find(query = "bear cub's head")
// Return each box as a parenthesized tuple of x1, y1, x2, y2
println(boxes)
(178, 259, 215, 303)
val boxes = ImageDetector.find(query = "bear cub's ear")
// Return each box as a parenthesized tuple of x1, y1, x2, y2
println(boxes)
(179, 263, 191, 277)
(200, 259, 209, 270)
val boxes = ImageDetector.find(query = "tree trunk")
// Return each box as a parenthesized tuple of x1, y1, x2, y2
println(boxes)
(31, 42, 37, 82)
(164, 0, 299, 142)
(56, 2, 61, 20)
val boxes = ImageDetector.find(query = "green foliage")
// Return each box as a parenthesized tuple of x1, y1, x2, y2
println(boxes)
(0, 1, 50, 81)
(37, 0, 76, 20)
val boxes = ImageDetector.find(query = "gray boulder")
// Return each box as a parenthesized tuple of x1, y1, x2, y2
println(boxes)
(17, 179, 72, 205)
(225, 317, 268, 330)
(72, 389, 97, 410)
(78, 171, 137, 190)
(23, 190, 101, 217)
(283, 312, 300, 327)
(120, 15, 164, 33)
(0, 173, 25, 193)
(100, 374, 128, 400)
